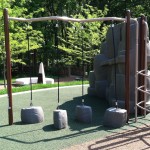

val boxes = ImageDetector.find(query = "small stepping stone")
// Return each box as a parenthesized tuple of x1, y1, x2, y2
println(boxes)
(53, 109, 68, 129)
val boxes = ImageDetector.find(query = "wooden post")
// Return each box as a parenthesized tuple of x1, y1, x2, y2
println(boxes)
(138, 15, 146, 115)
(3, 8, 13, 125)
(125, 10, 130, 122)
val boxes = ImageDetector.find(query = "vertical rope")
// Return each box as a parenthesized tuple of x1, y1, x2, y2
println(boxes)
(27, 24, 33, 106)
(111, 22, 118, 108)
(81, 23, 84, 105)
(55, 22, 60, 109)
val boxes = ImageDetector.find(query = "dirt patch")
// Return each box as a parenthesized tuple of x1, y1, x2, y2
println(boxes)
(63, 125, 150, 150)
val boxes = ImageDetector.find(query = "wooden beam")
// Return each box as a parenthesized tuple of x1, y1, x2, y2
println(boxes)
(8, 16, 126, 22)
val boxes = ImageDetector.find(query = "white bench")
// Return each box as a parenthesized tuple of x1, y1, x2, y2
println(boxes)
(15, 77, 54, 85)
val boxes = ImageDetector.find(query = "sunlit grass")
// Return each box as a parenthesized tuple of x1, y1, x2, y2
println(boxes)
(0, 80, 89, 95)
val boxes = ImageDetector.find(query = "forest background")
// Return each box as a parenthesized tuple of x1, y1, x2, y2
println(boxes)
(0, 0, 149, 78)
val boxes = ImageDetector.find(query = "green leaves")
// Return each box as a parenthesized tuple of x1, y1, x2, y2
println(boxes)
(57, 4, 108, 66)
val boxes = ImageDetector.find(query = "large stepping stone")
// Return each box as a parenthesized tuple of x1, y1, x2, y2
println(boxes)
(103, 107, 127, 128)
(53, 109, 68, 129)
(21, 106, 44, 124)
(75, 105, 92, 123)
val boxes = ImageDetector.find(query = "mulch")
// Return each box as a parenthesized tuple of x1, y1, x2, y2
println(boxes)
(54, 76, 78, 82)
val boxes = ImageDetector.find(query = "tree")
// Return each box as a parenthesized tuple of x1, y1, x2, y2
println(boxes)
(0, 0, 12, 81)
(57, 4, 108, 70)
(2, 0, 45, 76)
(3, 0, 150, 77)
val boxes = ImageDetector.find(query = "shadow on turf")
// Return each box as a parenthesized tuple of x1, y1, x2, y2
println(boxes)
(42, 125, 110, 143)
(0, 124, 10, 127)
(43, 124, 59, 131)
(13, 121, 58, 131)
(1, 123, 150, 147)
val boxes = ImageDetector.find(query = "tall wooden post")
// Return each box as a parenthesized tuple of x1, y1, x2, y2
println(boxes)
(3, 8, 13, 125)
(125, 10, 130, 122)
(138, 15, 146, 115)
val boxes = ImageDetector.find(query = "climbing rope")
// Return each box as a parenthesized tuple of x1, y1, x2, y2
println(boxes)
(55, 21, 60, 109)
(81, 23, 84, 105)
(27, 23, 33, 106)
(111, 21, 118, 108)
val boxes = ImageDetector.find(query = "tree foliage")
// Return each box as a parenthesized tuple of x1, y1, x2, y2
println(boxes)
(1, 0, 150, 77)
(58, 4, 108, 66)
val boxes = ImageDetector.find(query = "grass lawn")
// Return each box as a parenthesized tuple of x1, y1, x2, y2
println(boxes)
(0, 80, 89, 95)
(1, 85, 150, 150)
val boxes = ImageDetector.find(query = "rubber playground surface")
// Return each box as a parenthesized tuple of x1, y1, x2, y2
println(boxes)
(0, 85, 150, 150)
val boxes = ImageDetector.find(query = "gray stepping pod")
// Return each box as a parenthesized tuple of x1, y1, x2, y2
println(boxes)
(21, 106, 44, 124)
(103, 107, 127, 128)
(75, 105, 92, 123)
(53, 109, 68, 129)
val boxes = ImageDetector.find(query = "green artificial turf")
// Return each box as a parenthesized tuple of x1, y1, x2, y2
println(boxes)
(1, 85, 150, 150)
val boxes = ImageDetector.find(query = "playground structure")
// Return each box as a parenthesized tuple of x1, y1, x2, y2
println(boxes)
(88, 16, 150, 117)
(3, 8, 148, 126)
